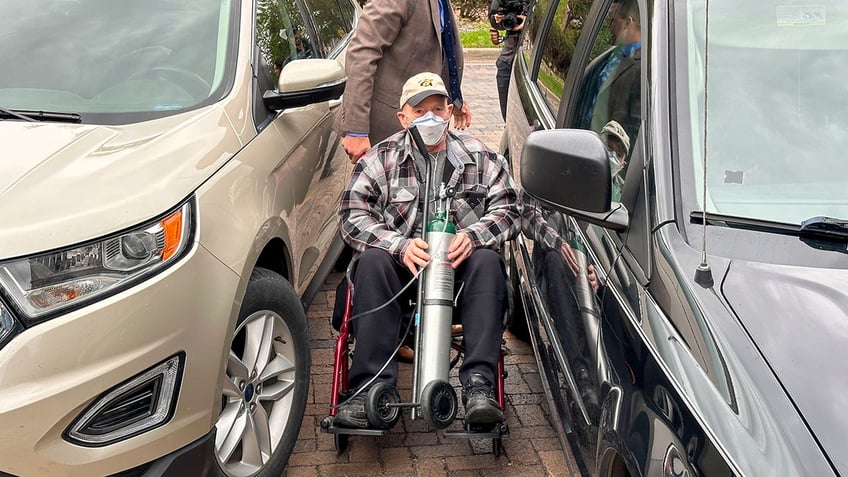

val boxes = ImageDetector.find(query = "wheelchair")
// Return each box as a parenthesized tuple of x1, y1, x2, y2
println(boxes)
(319, 258, 509, 456)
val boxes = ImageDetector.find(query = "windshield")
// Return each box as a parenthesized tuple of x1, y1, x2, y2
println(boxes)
(680, 1, 848, 225)
(0, 0, 236, 124)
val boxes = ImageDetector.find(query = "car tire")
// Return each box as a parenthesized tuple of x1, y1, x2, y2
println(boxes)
(213, 267, 310, 477)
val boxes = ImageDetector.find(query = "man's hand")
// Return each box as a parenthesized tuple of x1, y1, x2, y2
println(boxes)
(559, 242, 580, 277)
(342, 135, 371, 164)
(452, 100, 471, 130)
(402, 238, 430, 276)
(515, 14, 527, 31)
(586, 264, 600, 293)
(447, 232, 474, 268)
(561, 242, 600, 293)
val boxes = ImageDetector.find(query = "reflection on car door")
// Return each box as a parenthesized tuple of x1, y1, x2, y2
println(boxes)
(515, 0, 649, 472)
(252, 0, 353, 293)
(242, 0, 350, 299)
(561, 0, 648, 471)
(283, 0, 354, 289)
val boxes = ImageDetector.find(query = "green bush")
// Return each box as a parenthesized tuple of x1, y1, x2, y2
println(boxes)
(460, 21, 498, 48)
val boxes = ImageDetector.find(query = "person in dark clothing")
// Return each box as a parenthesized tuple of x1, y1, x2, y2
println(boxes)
(489, 0, 529, 119)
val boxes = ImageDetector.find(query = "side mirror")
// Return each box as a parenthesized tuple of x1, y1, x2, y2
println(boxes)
(262, 58, 346, 111)
(521, 129, 629, 231)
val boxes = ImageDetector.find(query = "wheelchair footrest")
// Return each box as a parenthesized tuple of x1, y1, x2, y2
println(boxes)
(443, 422, 509, 439)
(319, 416, 389, 436)
(321, 424, 388, 436)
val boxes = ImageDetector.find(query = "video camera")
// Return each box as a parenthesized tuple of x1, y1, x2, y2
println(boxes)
(493, 0, 527, 31)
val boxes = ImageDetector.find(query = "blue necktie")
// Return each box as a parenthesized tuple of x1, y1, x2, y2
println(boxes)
(597, 47, 623, 90)
(439, 0, 463, 108)
(584, 47, 623, 126)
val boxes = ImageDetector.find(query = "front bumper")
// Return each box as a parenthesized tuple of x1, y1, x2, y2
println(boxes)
(0, 244, 240, 476)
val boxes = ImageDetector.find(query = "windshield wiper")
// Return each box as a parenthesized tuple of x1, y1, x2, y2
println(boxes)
(0, 107, 81, 123)
(689, 211, 799, 235)
(799, 216, 848, 241)
(690, 211, 848, 244)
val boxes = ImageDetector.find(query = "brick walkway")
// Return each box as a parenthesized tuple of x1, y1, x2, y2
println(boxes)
(285, 59, 575, 477)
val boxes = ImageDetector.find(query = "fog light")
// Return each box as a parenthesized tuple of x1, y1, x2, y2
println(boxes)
(65, 354, 184, 446)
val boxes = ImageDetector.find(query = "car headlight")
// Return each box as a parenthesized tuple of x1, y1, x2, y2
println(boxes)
(0, 200, 194, 321)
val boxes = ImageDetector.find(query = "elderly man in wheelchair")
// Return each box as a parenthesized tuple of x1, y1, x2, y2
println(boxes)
(328, 72, 520, 440)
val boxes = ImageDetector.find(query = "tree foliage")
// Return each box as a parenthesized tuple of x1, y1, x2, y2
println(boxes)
(536, 0, 596, 79)
(453, 0, 490, 20)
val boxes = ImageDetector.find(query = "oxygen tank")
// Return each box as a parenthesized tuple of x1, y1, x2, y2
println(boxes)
(569, 236, 605, 378)
(417, 199, 456, 389)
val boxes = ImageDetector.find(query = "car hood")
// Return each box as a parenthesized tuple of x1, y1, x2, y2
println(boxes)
(0, 107, 242, 259)
(722, 260, 848, 475)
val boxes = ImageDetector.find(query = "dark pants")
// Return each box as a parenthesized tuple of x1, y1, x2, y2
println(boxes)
(496, 34, 520, 120)
(347, 248, 507, 391)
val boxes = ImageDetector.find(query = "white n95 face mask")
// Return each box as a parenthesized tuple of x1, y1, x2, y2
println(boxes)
(411, 112, 449, 146)
(608, 149, 624, 178)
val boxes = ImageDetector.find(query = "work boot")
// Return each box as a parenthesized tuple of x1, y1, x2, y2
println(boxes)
(574, 361, 601, 421)
(462, 373, 504, 429)
(333, 390, 369, 429)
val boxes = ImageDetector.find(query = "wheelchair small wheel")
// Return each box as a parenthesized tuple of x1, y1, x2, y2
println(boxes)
(492, 437, 503, 457)
(420, 380, 458, 430)
(365, 382, 401, 430)
(334, 433, 349, 454)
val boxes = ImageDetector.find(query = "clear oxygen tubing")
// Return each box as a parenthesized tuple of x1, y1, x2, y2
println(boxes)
(331, 263, 424, 410)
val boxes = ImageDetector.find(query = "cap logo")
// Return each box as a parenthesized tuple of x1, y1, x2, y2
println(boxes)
(419, 78, 434, 87)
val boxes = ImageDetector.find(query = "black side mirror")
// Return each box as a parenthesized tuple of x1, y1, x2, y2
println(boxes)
(521, 129, 628, 231)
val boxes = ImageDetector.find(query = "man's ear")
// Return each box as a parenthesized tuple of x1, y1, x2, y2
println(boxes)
(397, 110, 409, 128)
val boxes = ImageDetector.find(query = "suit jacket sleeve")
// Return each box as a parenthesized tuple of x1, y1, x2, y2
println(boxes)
(339, 0, 413, 135)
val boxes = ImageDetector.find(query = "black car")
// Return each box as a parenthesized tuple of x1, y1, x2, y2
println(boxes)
(502, 0, 848, 475)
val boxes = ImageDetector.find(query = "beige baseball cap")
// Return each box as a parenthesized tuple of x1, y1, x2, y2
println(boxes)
(399, 72, 449, 108)
(600, 120, 631, 153)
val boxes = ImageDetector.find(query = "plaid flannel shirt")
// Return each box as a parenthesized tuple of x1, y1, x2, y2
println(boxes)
(338, 130, 520, 260)
(520, 189, 566, 252)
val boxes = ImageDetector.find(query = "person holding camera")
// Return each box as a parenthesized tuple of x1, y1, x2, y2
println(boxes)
(489, 0, 529, 120)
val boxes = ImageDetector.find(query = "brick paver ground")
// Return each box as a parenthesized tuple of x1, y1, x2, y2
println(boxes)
(286, 55, 578, 477)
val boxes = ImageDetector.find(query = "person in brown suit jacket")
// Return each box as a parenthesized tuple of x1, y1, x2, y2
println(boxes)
(334, 0, 472, 163)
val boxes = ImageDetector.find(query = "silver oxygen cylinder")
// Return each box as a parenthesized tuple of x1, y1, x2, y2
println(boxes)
(417, 204, 456, 390)
(570, 236, 606, 378)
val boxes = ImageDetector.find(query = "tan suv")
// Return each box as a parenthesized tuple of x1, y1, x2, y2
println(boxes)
(0, 0, 356, 475)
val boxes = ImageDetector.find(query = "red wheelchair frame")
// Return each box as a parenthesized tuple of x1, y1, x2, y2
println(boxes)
(320, 278, 509, 455)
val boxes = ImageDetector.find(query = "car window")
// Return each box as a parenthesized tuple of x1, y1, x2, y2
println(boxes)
(303, 0, 354, 57)
(0, 0, 237, 124)
(682, 0, 848, 225)
(569, 0, 642, 202)
(256, 0, 315, 81)
(532, 0, 594, 113)
(519, 0, 545, 74)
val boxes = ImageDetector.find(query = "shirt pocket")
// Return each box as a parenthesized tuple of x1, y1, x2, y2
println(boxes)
(386, 186, 418, 232)
(453, 184, 488, 226)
